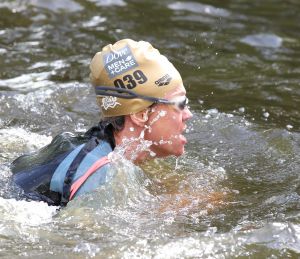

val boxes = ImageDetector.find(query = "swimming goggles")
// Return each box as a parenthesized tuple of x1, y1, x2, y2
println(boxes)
(95, 86, 189, 111)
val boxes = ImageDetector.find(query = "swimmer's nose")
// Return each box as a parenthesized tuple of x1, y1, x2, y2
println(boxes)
(183, 106, 193, 121)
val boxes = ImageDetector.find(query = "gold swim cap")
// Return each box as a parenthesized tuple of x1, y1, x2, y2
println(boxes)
(90, 39, 183, 117)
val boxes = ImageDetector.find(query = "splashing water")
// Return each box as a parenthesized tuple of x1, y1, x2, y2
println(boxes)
(112, 109, 174, 161)
(148, 110, 167, 128)
(175, 157, 180, 170)
(1, 0, 300, 257)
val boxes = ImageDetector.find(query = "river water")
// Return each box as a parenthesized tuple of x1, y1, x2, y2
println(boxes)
(0, 0, 300, 258)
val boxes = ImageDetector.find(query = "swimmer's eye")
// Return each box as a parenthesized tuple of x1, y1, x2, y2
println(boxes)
(163, 96, 188, 111)
(175, 97, 189, 110)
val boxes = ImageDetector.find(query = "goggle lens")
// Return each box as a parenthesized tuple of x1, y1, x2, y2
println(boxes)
(177, 97, 188, 110)
(169, 96, 189, 111)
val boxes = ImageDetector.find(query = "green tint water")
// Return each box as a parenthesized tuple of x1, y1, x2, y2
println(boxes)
(0, 0, 300, 258)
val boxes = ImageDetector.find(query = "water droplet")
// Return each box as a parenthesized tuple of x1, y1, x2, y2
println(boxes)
(139, 130, 144, 138)
(238, 107, 245, 113)
(149, 110, 167, 125)
(150, 151, 156, 157)
(159, 110, 167, 117)
(175, 158, 179, 170)
(263, 112, 270, 118)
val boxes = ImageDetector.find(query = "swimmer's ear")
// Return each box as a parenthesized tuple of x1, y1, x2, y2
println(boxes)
(130, 109, 150, 127)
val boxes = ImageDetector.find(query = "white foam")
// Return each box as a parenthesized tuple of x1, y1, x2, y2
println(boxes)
(0, 197, 57, 226)
(241, 33, 283, 48)
(168, 2, 230, 17)
(0, 127, 52, 155)
(206, 108, 219, 114)
(0, 72, 51, 91)
(82, 16, 106, 27)
(87, 0, 126, 7)
(29, 59, 67, 70)
(29, 0, 83, 12)
(73, 243, 100, 257)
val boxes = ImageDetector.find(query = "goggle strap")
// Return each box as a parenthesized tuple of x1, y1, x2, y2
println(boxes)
(95, 86, 173, 105)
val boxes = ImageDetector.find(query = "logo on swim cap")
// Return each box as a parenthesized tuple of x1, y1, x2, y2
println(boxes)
(103, 45, 138, 78)
(101, 96, 121, 110)
(155, 74, 172, 86)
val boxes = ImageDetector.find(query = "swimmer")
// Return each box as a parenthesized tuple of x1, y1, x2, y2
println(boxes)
(11, 39, 193, 206)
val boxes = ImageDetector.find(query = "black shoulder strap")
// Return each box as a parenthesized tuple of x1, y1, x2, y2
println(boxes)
(60, 137, 100, 206)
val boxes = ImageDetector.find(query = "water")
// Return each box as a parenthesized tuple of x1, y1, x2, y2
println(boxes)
(0, 0, 300, 257)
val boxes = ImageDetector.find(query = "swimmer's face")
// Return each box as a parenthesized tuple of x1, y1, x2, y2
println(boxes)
(144, 84, 193, 157)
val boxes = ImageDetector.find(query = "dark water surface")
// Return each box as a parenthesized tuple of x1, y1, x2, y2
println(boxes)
(0, 0, 300, 258)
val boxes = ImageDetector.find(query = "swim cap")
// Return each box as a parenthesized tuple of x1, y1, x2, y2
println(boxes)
(90, 39, 183, 117)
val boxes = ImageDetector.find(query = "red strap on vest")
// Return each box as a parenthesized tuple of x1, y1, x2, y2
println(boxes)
(69, 155, 110, 200)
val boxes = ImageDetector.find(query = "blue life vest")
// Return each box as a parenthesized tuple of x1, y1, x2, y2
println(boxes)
(12, 134, 112, 206)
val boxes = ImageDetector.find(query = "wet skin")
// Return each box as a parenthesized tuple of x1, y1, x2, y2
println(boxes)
(144, 84, 193, 158)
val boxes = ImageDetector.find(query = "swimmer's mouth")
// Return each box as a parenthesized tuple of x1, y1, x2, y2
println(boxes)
(179, 126, 188, 144)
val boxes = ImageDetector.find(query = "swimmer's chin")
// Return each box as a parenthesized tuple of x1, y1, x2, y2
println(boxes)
(173, 135, 187, 157)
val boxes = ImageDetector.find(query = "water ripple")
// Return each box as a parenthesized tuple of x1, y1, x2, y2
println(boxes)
(168, 1, 230, 17)
(241, 33, 283, 48)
